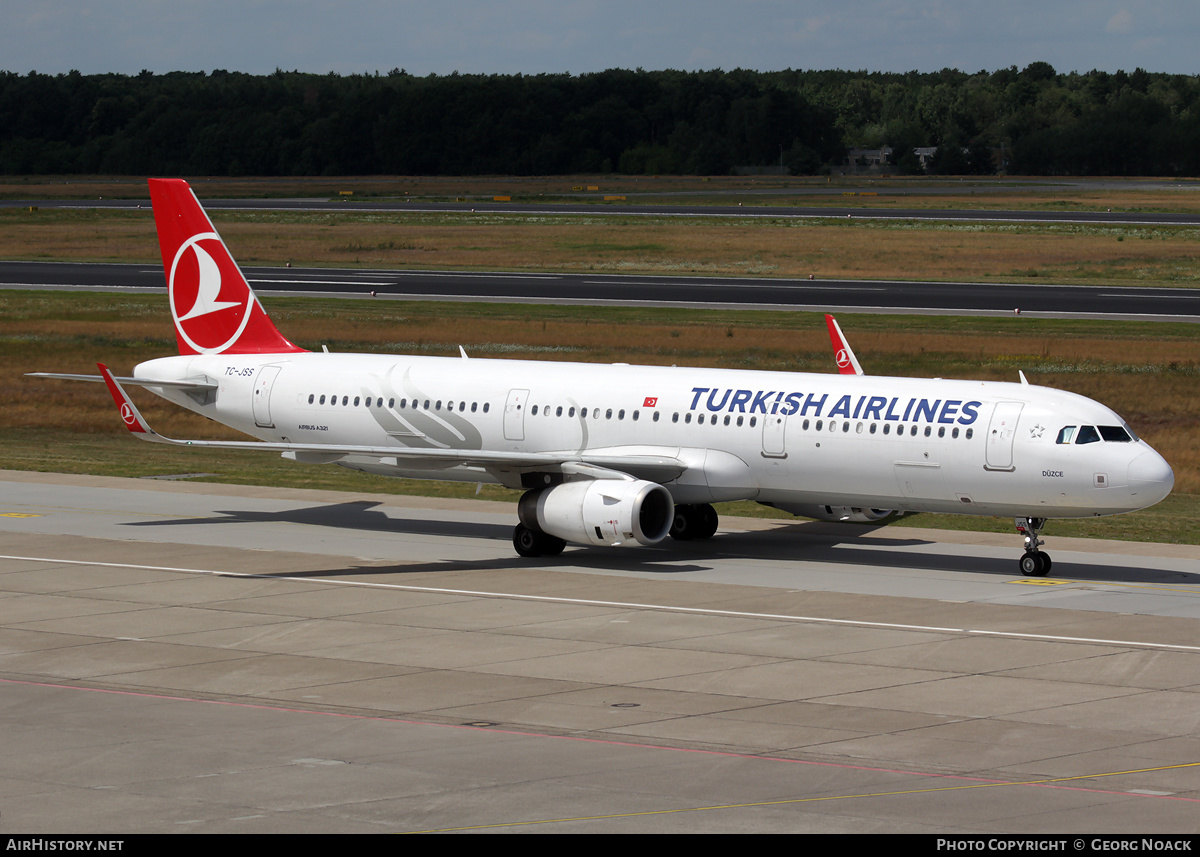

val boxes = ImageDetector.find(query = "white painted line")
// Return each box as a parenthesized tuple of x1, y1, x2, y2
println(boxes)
(4, 553, 1199, 653)
(246, 279, 398, 287)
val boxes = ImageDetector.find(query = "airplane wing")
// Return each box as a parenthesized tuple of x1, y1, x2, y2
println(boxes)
(825, 314, 864, 376)
(96, 364, 686, 484)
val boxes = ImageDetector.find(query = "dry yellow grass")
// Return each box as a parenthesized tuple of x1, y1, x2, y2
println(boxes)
(5, 208, 1200, 286)
(4, 175, 1200, 211)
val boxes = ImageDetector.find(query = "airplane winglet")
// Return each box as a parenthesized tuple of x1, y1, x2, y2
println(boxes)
(825, 314, 864, 376)
(98, 363, 157, 438)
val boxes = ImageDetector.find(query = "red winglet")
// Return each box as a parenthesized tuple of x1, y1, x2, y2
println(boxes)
(825, 314, 864, 376)
(98, 363, 154, 436)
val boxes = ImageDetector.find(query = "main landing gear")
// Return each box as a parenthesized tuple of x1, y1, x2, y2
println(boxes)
(1015, 517, 1053, 577)
(669, 503, 719, 541)
(512, 523, 565, 558)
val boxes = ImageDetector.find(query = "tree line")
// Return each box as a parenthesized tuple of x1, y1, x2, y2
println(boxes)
(1, 64, 1198, 176)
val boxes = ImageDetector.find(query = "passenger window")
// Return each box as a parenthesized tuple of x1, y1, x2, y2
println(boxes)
(1057, 426, 1077, 444)
(483, 403, 490, 413)
(1076, 425, 1101, 444)
(531, 405, 538, 416)
(319, 395, 326, 405)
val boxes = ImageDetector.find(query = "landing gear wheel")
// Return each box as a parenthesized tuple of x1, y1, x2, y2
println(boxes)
(1019, 551, 1049, 577)
(670, 505, 697, 541)
(514, 523, 542, 557)
(1014, 517, 1052, 577)
(514, 523, 564, 558)
(670, 504, 719, 541)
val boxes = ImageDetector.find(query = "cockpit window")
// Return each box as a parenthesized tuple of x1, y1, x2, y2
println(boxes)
(1056, 426, 1076, 444)
(1099, 425, 1133, 442)
(1075, 425, 1101, 444)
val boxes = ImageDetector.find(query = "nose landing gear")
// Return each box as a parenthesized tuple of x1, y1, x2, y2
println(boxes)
(1015, 517, 1052, 576)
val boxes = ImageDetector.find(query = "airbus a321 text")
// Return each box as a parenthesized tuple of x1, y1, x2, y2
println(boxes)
(33, 179, 1174, 576)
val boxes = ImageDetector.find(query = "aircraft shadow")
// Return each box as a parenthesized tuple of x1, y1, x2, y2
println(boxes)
(121, 500, 1199, 585)
(123, 500, 515, 541)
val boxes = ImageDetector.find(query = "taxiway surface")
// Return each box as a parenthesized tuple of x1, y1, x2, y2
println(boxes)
(2, 471, 1198, 833)
(4, 260, 1200, 320)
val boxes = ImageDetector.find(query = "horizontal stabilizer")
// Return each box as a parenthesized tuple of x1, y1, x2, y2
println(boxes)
(27, 372, 218, 392)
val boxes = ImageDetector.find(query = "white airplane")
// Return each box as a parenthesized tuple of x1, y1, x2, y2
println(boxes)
(35, 179, 1175, 577)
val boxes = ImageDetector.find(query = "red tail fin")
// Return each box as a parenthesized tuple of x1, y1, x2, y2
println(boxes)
(149, 178, 304, 355)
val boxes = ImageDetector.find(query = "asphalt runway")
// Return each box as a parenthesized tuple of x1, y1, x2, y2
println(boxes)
(2, 471, 1198, 833)
(4, 260, 1200, 320)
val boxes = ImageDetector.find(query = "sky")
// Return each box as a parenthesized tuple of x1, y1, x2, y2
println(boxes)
(3, 0, 1198, 78)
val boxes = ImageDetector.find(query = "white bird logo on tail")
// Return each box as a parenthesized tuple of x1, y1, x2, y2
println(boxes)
(177, 240, 240, 321)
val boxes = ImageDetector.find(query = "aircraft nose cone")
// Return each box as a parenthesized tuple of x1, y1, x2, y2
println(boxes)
(1127, 450, 1174, 506)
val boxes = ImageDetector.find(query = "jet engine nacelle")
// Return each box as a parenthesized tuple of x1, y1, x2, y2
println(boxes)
(772, 503, 895, 523)
(519, 479, 674, 547)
